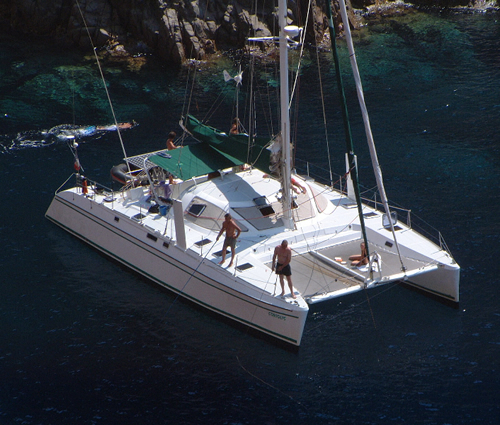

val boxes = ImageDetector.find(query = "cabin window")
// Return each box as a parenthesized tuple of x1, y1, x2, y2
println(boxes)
(147, 233, 158, 242)
(382, 212, 398, 229)
(259, 205, 275, 216)
(253, 196, 275, 216)
(185, 196, 248, 232)
(188, 204, 206, 217)
(253, 196, 268, 207)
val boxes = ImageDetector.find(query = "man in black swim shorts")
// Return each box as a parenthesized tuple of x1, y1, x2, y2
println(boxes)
(272, 240, 296, 299)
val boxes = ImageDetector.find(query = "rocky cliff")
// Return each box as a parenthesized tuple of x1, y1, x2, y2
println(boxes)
(0, 0, 492, 66)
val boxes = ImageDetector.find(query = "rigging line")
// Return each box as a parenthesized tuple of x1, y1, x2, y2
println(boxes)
(178, 61, 199, 168)
(312, 10, 334, 185)
(71, 69, 76, 126)
(163, 208, 226, 317)
(181, 37, 199, 123)
(337, 0, 406, 273)
(289, 0, 312, 107)
(305, 281, 400, 334)
(254, 76, 274, 137)
(236, 355, 307, 410)
(204, 88, 231, 123)
(292, 247, 361, 294)
(363, 282, 378, 330)
(181, 62, 195, 121)
(74, 0, 129, 165)
(247, 139, 273, 169)
(246, 58, 256, 164)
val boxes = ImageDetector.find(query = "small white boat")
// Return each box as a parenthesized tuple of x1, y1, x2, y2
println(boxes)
(46, 0, 459, 347)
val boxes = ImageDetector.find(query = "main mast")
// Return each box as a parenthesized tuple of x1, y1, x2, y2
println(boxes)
(279, 0, 293, 230)
(337, 0, 406, 270)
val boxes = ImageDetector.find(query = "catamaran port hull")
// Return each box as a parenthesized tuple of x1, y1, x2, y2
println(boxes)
(45, 190, 308, 346)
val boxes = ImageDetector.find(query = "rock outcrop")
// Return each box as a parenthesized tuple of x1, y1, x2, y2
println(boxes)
(0, 0, 494, 66)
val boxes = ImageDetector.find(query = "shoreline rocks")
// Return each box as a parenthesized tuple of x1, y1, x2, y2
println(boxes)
(0, 0, 496, 67)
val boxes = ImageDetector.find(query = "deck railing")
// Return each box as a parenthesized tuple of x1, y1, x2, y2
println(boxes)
(55, 173, 116, 200)
(295, 159, 452, 255)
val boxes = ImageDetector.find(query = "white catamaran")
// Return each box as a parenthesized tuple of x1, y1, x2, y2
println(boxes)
(46, 0, 459, 346)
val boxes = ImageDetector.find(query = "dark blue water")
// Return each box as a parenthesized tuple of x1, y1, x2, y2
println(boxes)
(1, 9, 500, 424)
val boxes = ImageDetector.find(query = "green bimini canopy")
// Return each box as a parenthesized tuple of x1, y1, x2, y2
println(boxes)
(184, 114, 272, 173)
(147, 115, 272, 181)
(149, 143, 242, 181)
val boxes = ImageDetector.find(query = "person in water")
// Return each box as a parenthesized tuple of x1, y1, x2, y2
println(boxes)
(45, 122, 135, 140)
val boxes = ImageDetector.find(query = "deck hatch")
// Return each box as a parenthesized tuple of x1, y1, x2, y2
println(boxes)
(188, 204, 206, 217)
(132, 213, 146, 221)
(236, 263, 253, 271)
(213, 249, 230, 257)
(195, 238, 212, 247)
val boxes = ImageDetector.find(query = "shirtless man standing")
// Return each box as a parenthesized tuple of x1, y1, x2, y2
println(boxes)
(216, 213, 241, 267)
(272, 240, 296, 298)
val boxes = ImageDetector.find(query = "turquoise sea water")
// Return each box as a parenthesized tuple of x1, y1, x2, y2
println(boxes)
(1, 9, 499, 424)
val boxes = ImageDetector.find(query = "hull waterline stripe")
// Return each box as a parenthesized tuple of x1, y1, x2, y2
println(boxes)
(404, 280, 456, 302)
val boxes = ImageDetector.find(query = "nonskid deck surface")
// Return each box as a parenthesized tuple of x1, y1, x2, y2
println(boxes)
(80, 180, 441, 303)
(83, 185, 353, 299)
(278, 252, 360, 299)
(318, 240, 434, 278)
(284, 239, 438, 300)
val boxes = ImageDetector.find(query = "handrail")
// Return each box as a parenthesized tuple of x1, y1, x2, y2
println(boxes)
(294, 158, 454, 256)
(55, 173, 114, 196)
(54, 173, 78, 194)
